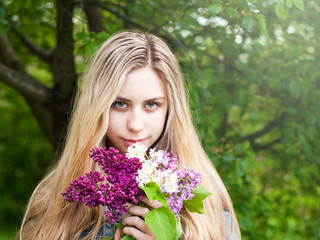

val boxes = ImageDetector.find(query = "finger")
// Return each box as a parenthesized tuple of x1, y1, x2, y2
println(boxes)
(114, 228, 122, 240)
(123, 226, 156, 240)
(123, 207, 157, 239)
(123, 202, 132, 209)
(127, 205, 150, 218)
(122, 215, 147, 231)
(140, 196, 162, 209)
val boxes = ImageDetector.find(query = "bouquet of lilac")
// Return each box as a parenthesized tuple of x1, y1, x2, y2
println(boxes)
(62, 143, 211, 240)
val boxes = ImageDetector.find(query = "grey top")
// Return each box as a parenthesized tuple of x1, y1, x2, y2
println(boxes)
(224, 211, 239, 240)
(79, 220, 115, 239)
(79, 210, 239, 239)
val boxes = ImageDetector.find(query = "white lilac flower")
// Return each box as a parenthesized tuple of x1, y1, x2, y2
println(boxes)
(149, 149, 164, 163)
(130, 143, 202, 218)
(161, 171, 179, 193)
(136, 160, 157, 187)
(126, 142, 147, 161)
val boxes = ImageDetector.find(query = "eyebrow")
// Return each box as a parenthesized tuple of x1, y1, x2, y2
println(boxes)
(116, 96, 166, 102)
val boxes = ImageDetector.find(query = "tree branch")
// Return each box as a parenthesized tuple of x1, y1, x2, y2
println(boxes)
(242, 113, 287, 142)
(54, 0, 77, 101)
(204, 51, 245, 77)
(17, 32, 54, 63)
(219, 112, 229, 138)
(0, 34, 52, 103)
(96, 1, 151, 32)
(83, 0, 104, 32)
(0, 35, 25, 73)
(251, 137, 283, 151)
(0, 63, 52, 103)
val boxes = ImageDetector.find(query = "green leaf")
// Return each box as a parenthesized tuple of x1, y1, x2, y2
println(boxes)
(243, 141, 251, 151)
(184, 185, 212, 214)
(286, 0, 293, 8)
(242, 15, 256, 31)
(225, 7, 237, 18)
(145, 207, 176, 240)
(276, 0, 289, 19)
(292, 0, 304, 10)
(256, 14, 269, 37)
(153, 190, 169, 208)
(235, 159, 246, 177)
(208, 3, 223, 14)
(76, 32, 89, 40)
(142, 182, 168, 208)
(120, 235, 134, 240)
(141, 182, 157, 201)
(174, 217, 183, 240)
(222, 155, 235, 163)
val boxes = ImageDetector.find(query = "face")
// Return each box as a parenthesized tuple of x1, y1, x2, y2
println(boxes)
(106, 66, 168, 154)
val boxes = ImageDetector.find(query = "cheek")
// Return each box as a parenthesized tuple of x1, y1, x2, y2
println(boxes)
(107, 112, 122, 134)
(151, 110, 167, 135)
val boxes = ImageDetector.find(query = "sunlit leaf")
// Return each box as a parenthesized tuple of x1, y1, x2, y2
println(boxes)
(276, 0, 289, 19)
(184, 185, 212, 214)
(286, 0, 293, 8)
(145, 207, 176, 240)
(226, 7, 237, 18)
(242, 15, 256, 31)
(208, 2, 223, 14)
(292, 0, 305, 10)
(256, 14, 269, 37)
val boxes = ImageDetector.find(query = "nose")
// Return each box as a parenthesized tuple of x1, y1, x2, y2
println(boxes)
(127, 109, 144, 132)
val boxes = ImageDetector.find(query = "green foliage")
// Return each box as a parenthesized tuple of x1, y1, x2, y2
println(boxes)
(142, 182, 169, 208)
(184, 185, 212, 214)
(141, 183, 180, 240)
(1, 0, 319, 239)
(276, 0, 305, 19)
(0, 0, 9, 35)
(145, 207, 176, 240)
(0, 83, 53, 235)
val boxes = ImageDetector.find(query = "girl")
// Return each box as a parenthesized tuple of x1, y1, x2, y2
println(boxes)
(17, 30, 241, 240)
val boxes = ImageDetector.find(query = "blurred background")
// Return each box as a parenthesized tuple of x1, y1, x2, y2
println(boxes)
(0, 0, 319, 239)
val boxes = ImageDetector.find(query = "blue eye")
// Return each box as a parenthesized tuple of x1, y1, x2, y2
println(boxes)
(113, 101, 127, 110)
(146, 102, 160, 110)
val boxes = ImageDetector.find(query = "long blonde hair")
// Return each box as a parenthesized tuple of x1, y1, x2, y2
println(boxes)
(17, 30, 241, 240)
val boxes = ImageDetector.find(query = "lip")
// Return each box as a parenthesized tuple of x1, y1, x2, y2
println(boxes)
(123, 138, 147, 146)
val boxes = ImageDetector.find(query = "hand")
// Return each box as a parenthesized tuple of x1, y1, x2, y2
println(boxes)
(115, 196, 162, 240)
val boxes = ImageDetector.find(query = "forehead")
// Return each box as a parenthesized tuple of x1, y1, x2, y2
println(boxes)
(118, 66, 167, 99)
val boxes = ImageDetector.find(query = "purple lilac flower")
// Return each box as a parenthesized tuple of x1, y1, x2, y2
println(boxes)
(62, 143, 203, 223)
(155, 150, 178, 172)
(62, 147, 144, 224)
(134, 144, 202, 218)
(166, 167, 202, 217)
(62, 171, 105, 208)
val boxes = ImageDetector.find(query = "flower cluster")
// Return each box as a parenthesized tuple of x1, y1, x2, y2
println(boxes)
(62, 147, 143, 224)
(128, 143, 202, 218)
(62, 171, 105, 208)
(62, 143, 203, 224)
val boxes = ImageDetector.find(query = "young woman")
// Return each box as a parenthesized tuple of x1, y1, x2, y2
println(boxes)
(17, 30, 241, 240)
